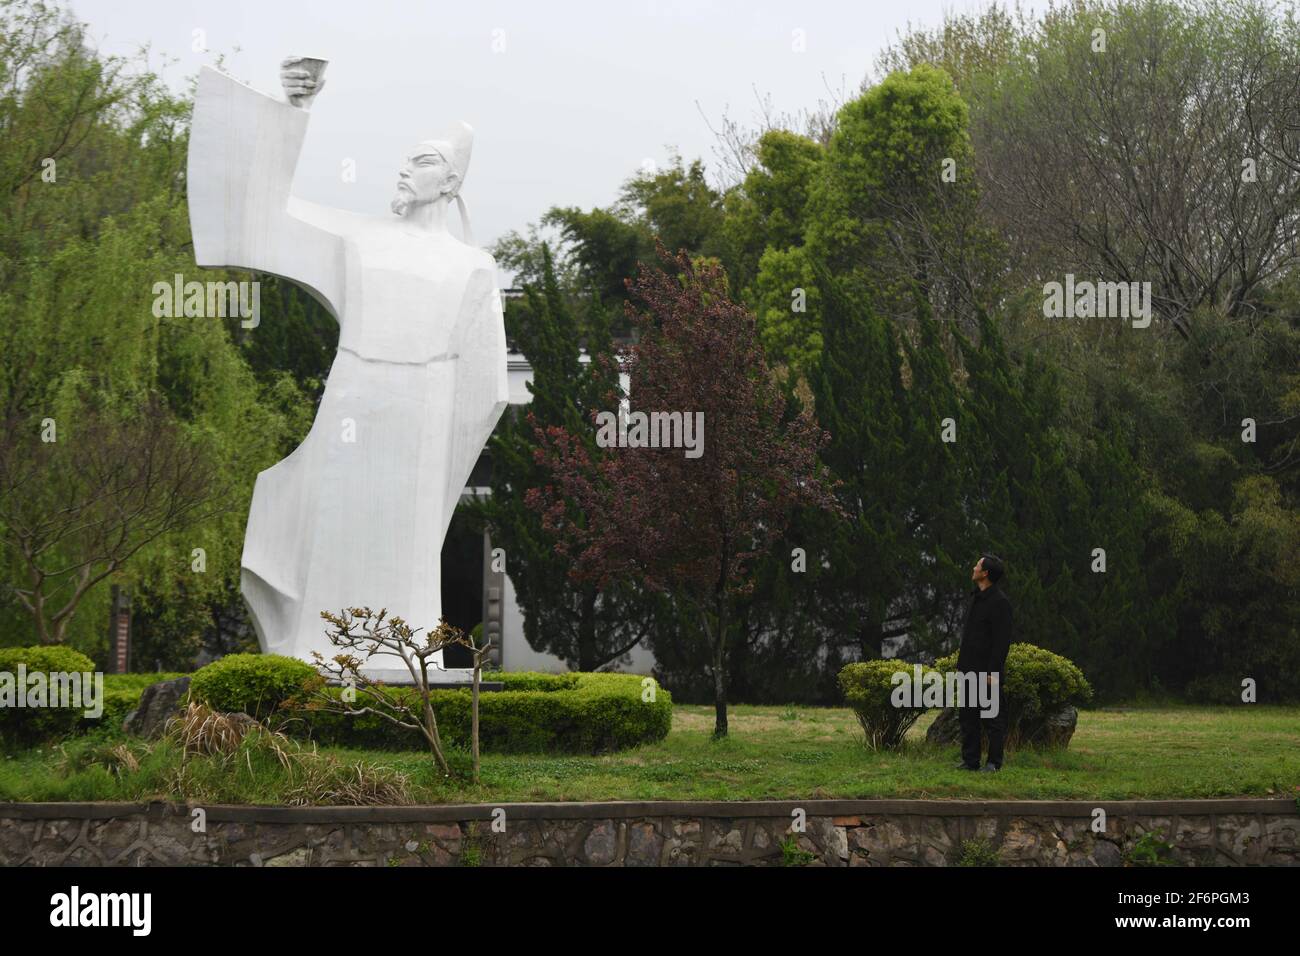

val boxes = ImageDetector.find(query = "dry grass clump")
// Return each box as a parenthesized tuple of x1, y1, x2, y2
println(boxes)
(284, 758, 411, 806)
(165, 701, 266, 757)
(163, 701, 411, 805)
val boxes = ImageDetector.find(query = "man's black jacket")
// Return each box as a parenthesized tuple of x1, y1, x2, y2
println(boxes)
(956, 585, 1013, 675)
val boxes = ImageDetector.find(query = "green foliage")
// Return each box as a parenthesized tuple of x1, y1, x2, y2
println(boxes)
(482, 671, 580, 692)
(0, 645, 97, 746)
(94, 672, 187, 732)
(94, 688, 147, 735)
(460, 822, 483, 866)
(0, 702, 1297, 804)
(1183, 675, 1247, 707)
(872, 0, 1300, 704)
(727, 132, 823, 272)
(805, 64, 992, 324)
(954, 311, 1165, 698)
(0, 1, 314, 657)
(1145, 472, 1300, 701)
(189, 654, 316, 721)
(751, 246, 822, 379)
(0, 645, 95, 674)
(540, 205, 647, 331)
(291, 672, 672, 754)
(780, 835, 816, 866)
(838, 659, 937, 750)
(1125, 829, 1176, 867)
(810, 281, 959, 664)
(619, 155, 725, 262)
(956, 837, 1000, 867)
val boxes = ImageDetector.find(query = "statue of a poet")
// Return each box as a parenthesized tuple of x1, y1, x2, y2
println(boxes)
(187, 57, 509, 678)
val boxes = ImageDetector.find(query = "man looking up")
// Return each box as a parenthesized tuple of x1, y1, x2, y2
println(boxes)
(955, 554, 1013, 772)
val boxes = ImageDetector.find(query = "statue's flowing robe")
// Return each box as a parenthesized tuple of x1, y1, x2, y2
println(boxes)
(187, 67, 509, 673)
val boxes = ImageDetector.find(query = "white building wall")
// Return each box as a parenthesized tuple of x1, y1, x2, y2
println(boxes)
(497, 572, 655, 674)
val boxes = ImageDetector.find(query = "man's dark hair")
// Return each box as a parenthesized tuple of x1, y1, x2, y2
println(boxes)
(980, 553, 1005, 585)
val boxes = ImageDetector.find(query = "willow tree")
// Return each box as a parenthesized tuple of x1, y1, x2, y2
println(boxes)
(0, 0, 310, 659)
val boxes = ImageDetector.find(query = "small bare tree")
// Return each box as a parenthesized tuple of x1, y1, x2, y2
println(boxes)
(307, 608, 492, 781)
(462, 626, 494, 784)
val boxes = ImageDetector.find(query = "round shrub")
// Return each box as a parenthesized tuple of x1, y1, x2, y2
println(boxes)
(190, 653, 316, 721)
(290, 671, 671, 754)
(0, 645, 95, 674)
(0, 645, 98, 746)
(838, 659, 940, 750)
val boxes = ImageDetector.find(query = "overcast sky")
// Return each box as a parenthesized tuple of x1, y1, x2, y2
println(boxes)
(71, 0, 992, 262)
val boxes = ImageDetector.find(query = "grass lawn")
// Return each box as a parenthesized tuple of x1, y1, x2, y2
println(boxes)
(2, 702, 1298, 806)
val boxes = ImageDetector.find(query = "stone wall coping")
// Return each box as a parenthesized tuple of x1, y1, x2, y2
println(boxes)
(2, 797, 1294, 823)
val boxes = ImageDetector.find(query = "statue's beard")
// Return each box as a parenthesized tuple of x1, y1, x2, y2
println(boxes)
(390, 189, 456, 218)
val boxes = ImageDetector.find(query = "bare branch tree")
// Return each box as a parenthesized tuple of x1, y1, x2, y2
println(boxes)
(305, 608, 487, 779)
(695, 75, 848, 191)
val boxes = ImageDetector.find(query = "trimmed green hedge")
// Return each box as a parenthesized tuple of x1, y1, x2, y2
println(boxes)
(190, 653, 316, 721)
(0, 646, 97, 746)
(284, 671, 672, 754)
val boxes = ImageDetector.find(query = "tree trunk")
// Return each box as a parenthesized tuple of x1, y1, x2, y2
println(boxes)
(578, 586, 597, 671)
(712, 602, 728, 739)
(418, 661, 451, 775)
(861, 602, 884, 661)
(471, 647, 482, 784)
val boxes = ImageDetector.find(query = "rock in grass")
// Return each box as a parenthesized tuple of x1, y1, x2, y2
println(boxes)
(1019, 705, 1078, 748)
(925, 707, 962, 746)
(924, 704, 1079, 749)
(123, 677, 192, 739)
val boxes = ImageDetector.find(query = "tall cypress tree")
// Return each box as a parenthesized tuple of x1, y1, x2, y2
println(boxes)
(954, 309, 1162, 695)
(807, 272, 912, 659)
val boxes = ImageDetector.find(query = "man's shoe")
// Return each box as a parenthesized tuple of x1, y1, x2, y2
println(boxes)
(979, 763, 1001, 773)
(954, 761, 980, 771)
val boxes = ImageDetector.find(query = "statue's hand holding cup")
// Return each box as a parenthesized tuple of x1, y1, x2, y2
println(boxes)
(280, 56, 328, 108)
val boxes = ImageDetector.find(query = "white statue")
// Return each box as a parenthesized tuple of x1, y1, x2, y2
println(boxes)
(187, 58, 509, 680)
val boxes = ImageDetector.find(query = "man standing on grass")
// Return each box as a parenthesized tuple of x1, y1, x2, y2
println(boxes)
(955, 554, 1013, 772)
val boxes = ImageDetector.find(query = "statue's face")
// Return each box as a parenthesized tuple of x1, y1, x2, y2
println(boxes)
(391, 143, 459, 216)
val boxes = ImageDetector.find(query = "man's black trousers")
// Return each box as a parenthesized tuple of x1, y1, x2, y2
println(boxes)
(958, 680, 1008, 769)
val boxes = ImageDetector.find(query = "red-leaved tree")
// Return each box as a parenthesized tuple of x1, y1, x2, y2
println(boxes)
(527, 247, 839, 737)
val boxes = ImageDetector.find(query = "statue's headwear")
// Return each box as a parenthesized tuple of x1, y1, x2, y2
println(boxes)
(419, 121, 475, 244)
(422, 121, 474, 189)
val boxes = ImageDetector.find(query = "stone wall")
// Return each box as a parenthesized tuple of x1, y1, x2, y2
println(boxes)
(1, 799, 1296, 866)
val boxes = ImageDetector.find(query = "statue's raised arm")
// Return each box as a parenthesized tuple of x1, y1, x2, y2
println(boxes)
(187, 60, 344, 318)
